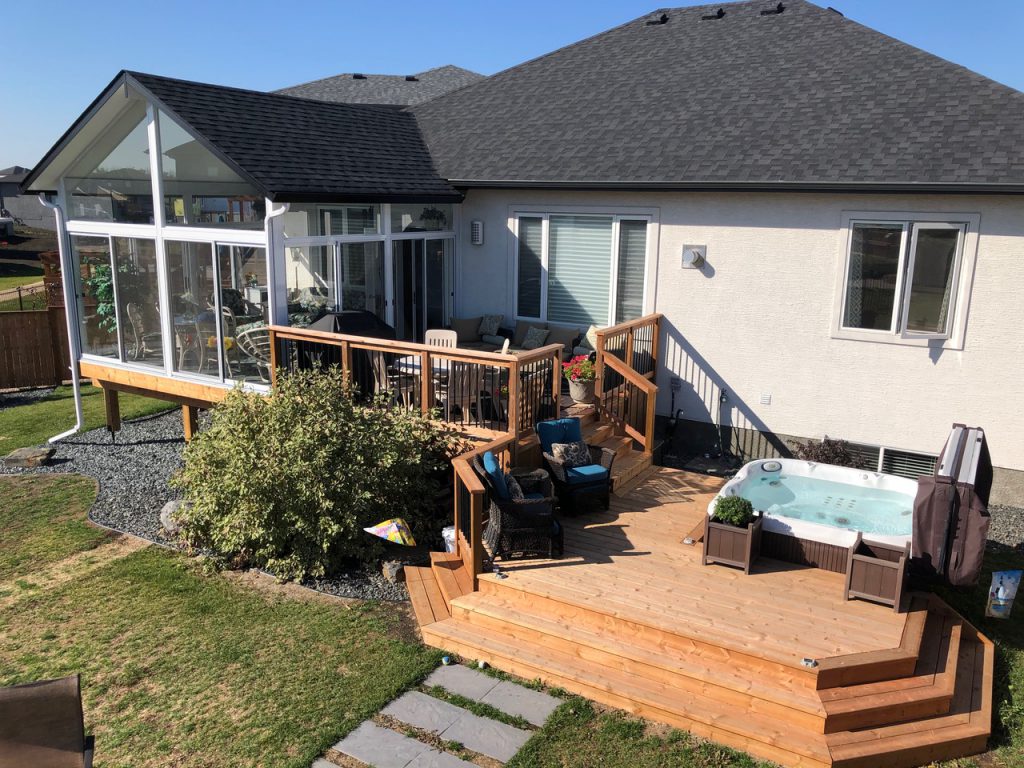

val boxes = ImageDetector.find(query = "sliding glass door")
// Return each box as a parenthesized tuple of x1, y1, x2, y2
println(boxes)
(392, 238, 453, 341)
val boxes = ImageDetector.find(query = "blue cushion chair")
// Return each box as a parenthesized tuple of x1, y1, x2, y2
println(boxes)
(473, 452, 563, 561)
(536, 417, 616, 513)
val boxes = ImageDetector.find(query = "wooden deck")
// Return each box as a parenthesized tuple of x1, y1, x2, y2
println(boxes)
(409, 466, 994, 768)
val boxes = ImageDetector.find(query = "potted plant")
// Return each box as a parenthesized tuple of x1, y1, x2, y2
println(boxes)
(702, 495, 762, 574)
(563, 354, 596, 404)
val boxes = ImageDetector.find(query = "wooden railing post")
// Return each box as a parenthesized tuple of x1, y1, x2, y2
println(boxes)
(420, 349, 432, 415)
(651, 315, 661, 372)
(269, 328, 279, 386)
(625, 327, 635, 371)
(594, 329, 606, 418)
(340, 340, 352, 381)
(551, 351, 561, 420)
(507, 357, 520, 437)
(470, 490, 483, 588)
(644, 381, 657, 455)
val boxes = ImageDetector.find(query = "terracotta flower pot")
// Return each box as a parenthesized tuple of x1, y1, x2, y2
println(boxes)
(568, 378, 595, 404)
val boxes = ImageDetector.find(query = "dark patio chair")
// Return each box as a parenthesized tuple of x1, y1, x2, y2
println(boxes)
(536, 417, 616, 513)
(0, 674, 93, 767)
(473, 452, 563, 560)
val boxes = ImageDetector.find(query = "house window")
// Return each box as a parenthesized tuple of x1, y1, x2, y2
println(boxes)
(841, 219, 967, 340)
(514, 213, 648, 327)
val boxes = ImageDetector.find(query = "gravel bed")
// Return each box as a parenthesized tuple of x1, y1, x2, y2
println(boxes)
(0, 386, 56, 409)
(987, 505, 1024, 552)
(1, 409, 407, 601)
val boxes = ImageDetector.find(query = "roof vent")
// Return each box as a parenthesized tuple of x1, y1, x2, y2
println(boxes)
(352, 73, 367, 80)
(645, 13, 669, 25)
(760, 2, 785, 14)
(827, 6, 844, 15)
(701, 8, 726, 20)
(405, 75, 419, 82)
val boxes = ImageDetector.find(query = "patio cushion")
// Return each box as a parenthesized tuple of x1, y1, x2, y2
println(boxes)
(566, 464, 610, 485)
(481, 333, 506, 346)
(552, 440, 590, 468)
(451, 316, 481, 342)
(482, 451, 509, 499)
(525, 492, 546, 501)
(506, 474, 524, 500)
(521, 326, 549, 350)
(545, 325, 580, 353)
(478, 314, 503, 336)
(536, 417, 584, 455)
(512, 319, 544, 347)
(0, 674, 87, 768)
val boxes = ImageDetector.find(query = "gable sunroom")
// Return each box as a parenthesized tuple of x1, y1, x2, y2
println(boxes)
(24, 71, 463, 400)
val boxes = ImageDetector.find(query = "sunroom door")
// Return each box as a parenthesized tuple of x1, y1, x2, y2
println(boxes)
(392, 238, 453, 341)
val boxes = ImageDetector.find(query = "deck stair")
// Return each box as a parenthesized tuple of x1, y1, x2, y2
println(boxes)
(408, 565, 993, 768)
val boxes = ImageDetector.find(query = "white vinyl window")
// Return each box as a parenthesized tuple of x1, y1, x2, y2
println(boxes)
(514, 213, 649, 327)
(836, 213, 977, 346)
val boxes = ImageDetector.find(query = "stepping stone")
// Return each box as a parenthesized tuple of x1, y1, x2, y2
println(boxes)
(407, 751, 477, 768)
(441, 711, 531, 763)
(311, 760, 336, 768)
(332, 721, 429, 768)
(480, 680, 560, 727)
(383, 691, 464, 733)
(424, 664, 499, 701)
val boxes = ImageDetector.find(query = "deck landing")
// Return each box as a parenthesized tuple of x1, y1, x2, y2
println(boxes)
(409, 467, 993, 768)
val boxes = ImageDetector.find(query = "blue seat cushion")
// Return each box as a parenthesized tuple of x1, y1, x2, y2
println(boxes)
(565, 464, 610, 485)
(524, 492, 546, 501)
(536, 417, 584, 455)
(482, 451, 509, 499)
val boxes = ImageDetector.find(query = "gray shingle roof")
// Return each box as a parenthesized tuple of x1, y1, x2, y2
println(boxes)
(24, 71, 461, 203)
(411, 0, 1024, 189)
(276, 65, 483, 106)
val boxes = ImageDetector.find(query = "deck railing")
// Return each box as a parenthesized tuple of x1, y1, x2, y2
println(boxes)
(594, 313, 662, 454)
(267, 325, 562, 438)
(451, 433, 517, 587)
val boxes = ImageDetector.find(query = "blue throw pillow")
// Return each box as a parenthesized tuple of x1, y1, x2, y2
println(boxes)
(482, 451, 509, 500)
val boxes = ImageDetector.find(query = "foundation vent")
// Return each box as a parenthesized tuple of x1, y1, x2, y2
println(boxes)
(846, 441, 938, 479)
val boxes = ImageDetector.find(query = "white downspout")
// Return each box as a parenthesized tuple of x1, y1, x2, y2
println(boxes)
(264, 199, 289, 326)
(38, 193, 84, 443)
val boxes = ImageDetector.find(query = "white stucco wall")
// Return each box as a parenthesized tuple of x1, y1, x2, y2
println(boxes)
(456, 189, 1024, 473)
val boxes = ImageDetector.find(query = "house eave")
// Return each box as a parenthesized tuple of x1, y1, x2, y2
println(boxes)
(447, 179, 1024, 195)
(270, 190, 464, 204)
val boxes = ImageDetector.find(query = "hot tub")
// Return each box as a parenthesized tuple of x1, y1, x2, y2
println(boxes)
(708, 459, 916, 572)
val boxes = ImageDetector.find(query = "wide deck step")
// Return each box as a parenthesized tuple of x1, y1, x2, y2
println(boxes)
(452, 590, 825, 727)
(423, 616, 833, 768)
(430, 551, 472, 613)
(821, 612, 961, 733)
(405, 565, 449, 627)
(827, 632, 993, 768)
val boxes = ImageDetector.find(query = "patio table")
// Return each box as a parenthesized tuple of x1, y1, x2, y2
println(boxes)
(391, 355, 451, 376)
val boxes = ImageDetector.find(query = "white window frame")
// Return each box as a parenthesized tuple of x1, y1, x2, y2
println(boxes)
(509, 205, 658, 327)
(832, 211, 980, 349)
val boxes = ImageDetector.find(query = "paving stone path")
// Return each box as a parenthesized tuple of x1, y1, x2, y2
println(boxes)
(313, 664, 560, 768)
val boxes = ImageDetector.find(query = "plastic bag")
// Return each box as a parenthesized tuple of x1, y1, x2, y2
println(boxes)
(985, 570, 1022, 619)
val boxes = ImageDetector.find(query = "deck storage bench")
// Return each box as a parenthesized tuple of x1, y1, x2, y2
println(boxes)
(844, 533, 910, 612)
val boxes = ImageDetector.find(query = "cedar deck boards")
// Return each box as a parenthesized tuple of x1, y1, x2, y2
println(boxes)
(413, 467, 993, 768)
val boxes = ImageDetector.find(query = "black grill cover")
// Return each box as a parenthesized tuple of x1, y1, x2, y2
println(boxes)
(306, 311, 396, 395)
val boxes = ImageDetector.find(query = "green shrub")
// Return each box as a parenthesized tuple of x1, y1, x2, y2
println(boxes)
(789, 436, 859, 467)
(713, 495, 755, 527)
(171, 367, 467, 581)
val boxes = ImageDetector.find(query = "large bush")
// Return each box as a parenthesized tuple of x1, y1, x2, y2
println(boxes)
(788, 436, 859, 468)
(172, 367, 466, 580)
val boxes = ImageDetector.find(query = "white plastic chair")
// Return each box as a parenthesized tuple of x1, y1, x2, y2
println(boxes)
(424, 329, 458, 348)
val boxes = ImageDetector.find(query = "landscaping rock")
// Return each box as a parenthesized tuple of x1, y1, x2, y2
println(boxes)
(4, 446, 54, 468)
(160, 499, 186, 536)
(382, 560, 405, 583)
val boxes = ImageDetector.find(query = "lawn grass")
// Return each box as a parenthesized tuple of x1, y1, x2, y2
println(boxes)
(0, 474, 109, 581)
(0, 384, 176, 452)
(0, 260, 44, 291)
(0, 290, 47, 311)
(0, 474, 441, 768)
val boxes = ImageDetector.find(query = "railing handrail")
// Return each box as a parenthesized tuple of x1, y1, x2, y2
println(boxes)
(593, 312, 663, 340)
(268, 324, 562, 366)
(602, 352, 657, 395)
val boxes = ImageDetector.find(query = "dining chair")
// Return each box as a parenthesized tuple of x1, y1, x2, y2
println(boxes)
(424, 329, 458, 348)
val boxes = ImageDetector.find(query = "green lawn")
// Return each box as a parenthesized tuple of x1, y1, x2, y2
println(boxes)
(0, 290, 46, 311)
(0, 474, 441, 768)
(0, 385, 176, 452)
(0, 474, 109, 581)
(0, 260, 44, 291)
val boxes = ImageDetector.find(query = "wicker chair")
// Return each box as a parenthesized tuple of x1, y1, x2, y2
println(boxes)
(472, 453, 563, 561)
(536, 417, 616, 513)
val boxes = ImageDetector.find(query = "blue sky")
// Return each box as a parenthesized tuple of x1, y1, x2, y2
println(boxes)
(3, 0, 1022, 170)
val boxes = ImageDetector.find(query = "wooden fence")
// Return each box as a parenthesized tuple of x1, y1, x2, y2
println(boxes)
(0, 308, 71, 389)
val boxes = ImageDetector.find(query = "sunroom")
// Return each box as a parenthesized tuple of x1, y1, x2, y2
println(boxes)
(24, 71, 463, 399)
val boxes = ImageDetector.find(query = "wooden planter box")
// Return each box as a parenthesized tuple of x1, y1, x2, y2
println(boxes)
(844, 533, 910, 612)
(702, 514, 762, 574)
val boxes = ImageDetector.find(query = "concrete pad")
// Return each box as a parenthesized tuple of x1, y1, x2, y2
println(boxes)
(311, 760, 337, 768)
(406, 750, 478, 768)
(423, 664, 499, 701)
(331, 721, 429, 768)
(382, 691, 465, 733)
(480, 680, 560, 727)
(441, 712, 532, 763)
